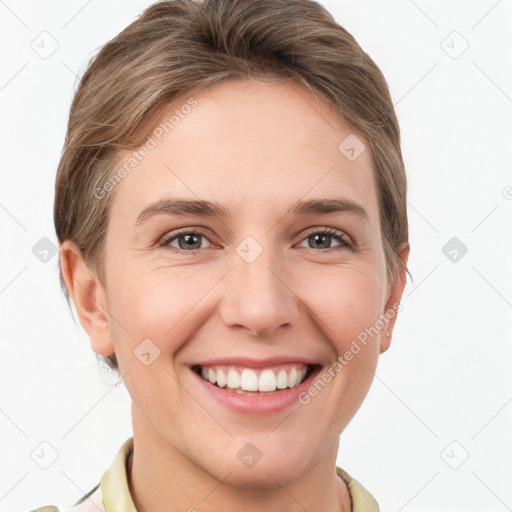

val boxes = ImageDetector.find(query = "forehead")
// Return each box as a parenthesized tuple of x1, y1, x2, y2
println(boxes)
(110, 79, 379, 224)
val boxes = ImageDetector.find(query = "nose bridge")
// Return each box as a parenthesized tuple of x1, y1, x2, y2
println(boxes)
(219, 236, 299, 337)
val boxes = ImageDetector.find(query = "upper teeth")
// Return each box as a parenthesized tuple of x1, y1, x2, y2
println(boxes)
(200, 365, 308, 392)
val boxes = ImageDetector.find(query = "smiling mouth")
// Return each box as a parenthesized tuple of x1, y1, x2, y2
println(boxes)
(191, 363, 320, 394)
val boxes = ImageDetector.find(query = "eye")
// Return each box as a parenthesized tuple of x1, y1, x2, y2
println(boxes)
(159, 228, 215, 254)
(158, 226, 353, 255)
(297, 227, 353, 251)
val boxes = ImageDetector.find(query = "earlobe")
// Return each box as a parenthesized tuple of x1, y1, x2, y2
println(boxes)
(379, 242, 410, 354)
(59, 241, 115, 357)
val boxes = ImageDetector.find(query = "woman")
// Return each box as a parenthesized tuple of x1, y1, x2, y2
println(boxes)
(34, 0, 410, 510)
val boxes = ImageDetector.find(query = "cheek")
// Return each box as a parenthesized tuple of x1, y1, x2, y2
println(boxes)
(107, 264, 220, 363)
(305, 268, 385, 351)
(106, 248, 386, 366)
(106, 270, 183, 351)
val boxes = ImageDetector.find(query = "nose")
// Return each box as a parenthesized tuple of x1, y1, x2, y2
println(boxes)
(218, 245, 301, 338)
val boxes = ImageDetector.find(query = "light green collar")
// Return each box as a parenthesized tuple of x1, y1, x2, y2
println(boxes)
(100, 437, 137, 512)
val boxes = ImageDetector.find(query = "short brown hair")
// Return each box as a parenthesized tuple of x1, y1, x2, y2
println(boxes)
(54, 0, 409, 373)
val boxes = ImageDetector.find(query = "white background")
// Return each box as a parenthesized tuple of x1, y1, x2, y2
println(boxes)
(0, 1, 511, 511)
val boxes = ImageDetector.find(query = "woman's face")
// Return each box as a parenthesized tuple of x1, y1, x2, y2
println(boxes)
(84, 79, 407, 486)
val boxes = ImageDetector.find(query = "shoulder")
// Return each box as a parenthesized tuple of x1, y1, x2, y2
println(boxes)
(27, 482, 104, 512)
(28, 508, 61, 512)
(26, 436, 133, 512)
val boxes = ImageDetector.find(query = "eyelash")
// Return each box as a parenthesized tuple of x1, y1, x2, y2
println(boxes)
(158, 226, 354, 255)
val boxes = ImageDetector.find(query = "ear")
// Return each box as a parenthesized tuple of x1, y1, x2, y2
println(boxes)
(59, 240, 115, 357)
(379, 242, 410, 354)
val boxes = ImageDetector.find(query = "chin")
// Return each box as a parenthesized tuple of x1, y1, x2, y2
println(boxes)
(216, 462, 305, 490)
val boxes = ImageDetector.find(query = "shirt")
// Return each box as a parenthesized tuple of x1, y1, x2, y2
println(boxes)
(29, 437, 380, 512)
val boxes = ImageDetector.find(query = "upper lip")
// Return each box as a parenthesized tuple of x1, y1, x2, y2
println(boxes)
(191, 356, 320, 368)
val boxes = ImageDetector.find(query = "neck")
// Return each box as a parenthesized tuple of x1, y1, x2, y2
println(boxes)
(127, 405, 351, 512)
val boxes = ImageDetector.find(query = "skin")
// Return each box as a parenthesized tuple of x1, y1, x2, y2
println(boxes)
(61, 78, 409, 512)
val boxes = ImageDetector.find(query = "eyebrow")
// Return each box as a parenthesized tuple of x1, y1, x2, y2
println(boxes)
(135, 197, 368, 225)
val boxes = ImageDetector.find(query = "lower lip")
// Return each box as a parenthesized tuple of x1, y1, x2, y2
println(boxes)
(191, 366, 322, 415)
